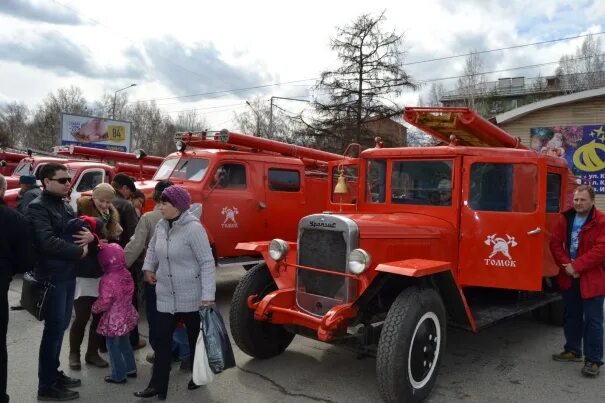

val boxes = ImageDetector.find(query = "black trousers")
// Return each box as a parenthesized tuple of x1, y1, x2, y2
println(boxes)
(0, 279, 10, 403)
(148, 311, 200, 395)
(128, 267, 141, 348)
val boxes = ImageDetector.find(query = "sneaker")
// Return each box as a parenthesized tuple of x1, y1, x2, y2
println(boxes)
(68, 352, 81, 370)
(552, 351, 583, 362)
(582, 361, 600, 377)
(179, 357, 192, 371)
(85, 354, 108, 368)
(37, 385, 79, 401)
(56, 371, 81, 388)
(145, 352, 155, 364)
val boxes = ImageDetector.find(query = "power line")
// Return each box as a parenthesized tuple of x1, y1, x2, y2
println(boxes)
(403, 31, 605, 66)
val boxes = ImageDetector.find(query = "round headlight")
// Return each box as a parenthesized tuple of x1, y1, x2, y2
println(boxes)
(269, 239, 289, 261)
(134, 148, 147, 160)
(348, 249, 371, 275)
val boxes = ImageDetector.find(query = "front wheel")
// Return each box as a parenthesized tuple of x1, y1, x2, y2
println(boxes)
(229, 263, 295, 359)
(376, 287, 446, 403)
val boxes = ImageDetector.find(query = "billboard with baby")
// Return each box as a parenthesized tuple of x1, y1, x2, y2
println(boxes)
(60, 113, 132, 152)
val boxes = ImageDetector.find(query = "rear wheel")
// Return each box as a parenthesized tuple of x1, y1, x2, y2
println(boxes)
(229, 263, 295, 358)
(376, 287, 446, 403)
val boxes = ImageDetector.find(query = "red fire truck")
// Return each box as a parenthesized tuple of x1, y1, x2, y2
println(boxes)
(4, 147, 161, 210)
(0, 149, 27, 176)
(230, 107, 576, 403)
(134, 130, 347, 268)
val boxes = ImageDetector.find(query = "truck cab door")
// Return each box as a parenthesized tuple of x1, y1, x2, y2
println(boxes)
(202, 162, 257, 258)
(70, 168, 106, 210)
(458, 156, 546, 291)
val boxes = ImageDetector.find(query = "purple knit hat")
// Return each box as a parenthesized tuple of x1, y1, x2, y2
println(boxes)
(161, 185, 191, 211)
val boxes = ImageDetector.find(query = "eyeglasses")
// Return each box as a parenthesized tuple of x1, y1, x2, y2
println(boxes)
(49, 177, 71, 184)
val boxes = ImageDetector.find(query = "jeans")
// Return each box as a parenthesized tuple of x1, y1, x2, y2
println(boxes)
(106, 335, 136, 381)
(38, 277, 75, 390)
(562, 278, 605, 365)
(172, 326, 190, 361)
(144, 283, 157, 351)
(148, 311, 200, 395)
(0, 279, 9, 403)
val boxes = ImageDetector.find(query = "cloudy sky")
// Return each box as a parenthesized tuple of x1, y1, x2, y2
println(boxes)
(0, 0, 604, 130)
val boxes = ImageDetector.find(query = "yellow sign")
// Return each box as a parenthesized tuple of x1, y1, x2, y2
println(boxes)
(573, 140, 605, 172)
(107, 125, 126, 142)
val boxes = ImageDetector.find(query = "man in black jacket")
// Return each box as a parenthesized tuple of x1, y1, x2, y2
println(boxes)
(110, 173, 146, 350)
(15, 174, 41, 215)
(26, 163, 94, 401)
(0, 174, 33, 403)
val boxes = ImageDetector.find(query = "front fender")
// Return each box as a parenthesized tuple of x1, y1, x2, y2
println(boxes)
(375, 258, 450, 277)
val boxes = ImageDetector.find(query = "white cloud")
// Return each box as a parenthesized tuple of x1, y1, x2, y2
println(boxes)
(0, 0, 603, 131)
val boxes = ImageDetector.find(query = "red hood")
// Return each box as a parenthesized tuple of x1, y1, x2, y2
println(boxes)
(5, 176, 19, 190)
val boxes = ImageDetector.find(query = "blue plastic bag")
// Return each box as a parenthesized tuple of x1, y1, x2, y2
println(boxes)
(200, 307, 236, 374)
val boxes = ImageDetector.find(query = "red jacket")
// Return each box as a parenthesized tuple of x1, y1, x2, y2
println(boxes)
(549, 206, 605, 299)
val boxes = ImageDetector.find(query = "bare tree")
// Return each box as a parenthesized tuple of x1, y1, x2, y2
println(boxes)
(125, 101, 171, 156)
(312, 11, 415, 150)
(556, 34, 605, 92)
(0, 102, 29, 148)
(456, 51, 487, 112)
(27, 86, 88, 151)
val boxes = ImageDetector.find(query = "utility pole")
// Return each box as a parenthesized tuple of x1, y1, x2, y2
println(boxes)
(269, 96, 311, 138)
(112, 83, 136, 119)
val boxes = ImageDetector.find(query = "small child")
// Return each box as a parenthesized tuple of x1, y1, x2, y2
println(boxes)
(92, 243, 139, 383)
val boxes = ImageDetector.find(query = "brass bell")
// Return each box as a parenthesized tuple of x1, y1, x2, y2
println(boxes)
(333, 171, 348, 194)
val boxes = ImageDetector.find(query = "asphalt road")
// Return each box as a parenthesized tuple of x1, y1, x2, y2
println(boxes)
(6, 267, 605, 403)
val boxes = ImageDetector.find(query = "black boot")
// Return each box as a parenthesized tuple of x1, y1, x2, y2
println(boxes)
(133, 387, 166, 400)
(56, 371, 81, 388)
(37, 385, 79, 401)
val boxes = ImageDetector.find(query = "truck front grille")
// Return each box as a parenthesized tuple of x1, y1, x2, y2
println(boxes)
(296, 215, 358, 317)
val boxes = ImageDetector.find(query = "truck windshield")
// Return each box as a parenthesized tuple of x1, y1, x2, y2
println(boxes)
(391, 160, 453, 206)
(13, 160, 32, 176)
(153, 157, 210, 182)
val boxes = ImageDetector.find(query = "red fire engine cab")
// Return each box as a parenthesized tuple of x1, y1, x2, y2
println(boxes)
(134, 130, 347, 268)
(230, 107, 577, 403)
(0, 149, 27, 176)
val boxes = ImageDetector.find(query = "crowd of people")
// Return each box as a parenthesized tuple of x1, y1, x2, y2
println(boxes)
(0, 163, 215, 402)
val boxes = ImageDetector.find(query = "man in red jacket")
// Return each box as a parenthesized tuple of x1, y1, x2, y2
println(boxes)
(550, 184, 605, 377)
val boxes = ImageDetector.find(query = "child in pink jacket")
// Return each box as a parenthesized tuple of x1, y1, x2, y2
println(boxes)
(92, 243, 139, 383)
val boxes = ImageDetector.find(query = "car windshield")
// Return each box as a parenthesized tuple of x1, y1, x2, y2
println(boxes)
(153, 158, 210, 182)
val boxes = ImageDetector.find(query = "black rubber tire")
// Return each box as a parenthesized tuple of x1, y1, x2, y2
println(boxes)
(243, 264, 256, 271)
(376, 287, 446, 403)
(532, 300, 564, 326)
(229, 263, 295, 359)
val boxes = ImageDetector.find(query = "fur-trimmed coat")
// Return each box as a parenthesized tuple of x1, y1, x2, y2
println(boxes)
(77, 196, 121, 241)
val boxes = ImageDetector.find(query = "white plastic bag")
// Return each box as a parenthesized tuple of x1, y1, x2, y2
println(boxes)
(192, 328, 215, 386)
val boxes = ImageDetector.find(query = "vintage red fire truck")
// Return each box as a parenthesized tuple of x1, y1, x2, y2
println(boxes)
(134, 131, 346, 268)
(230, 107, 576, 403)
(4, 147, 161, 210)
(0, 149, 27, 176)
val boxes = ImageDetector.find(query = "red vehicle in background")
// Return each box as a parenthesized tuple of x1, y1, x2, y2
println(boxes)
(5, 147, 161, 210)
(0, 149, 28, 175)
(5, 154, 78, 190)
(230, 107, 577, 403)
(135, 130, 349, 268)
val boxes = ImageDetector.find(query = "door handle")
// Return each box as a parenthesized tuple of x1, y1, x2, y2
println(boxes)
(258, 201, 267, 209)
(527, 227, 541, 235)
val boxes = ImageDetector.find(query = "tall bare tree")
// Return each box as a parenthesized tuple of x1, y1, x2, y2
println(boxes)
(456, 51, 487, 112)
(28, 86, 88, 151)
(312, 11, 415, 149)
(0, 102, 29, 148)
(556, 33, 605, 93)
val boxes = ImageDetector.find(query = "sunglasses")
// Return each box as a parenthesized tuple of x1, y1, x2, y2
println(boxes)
(49, 177, 71, 184)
